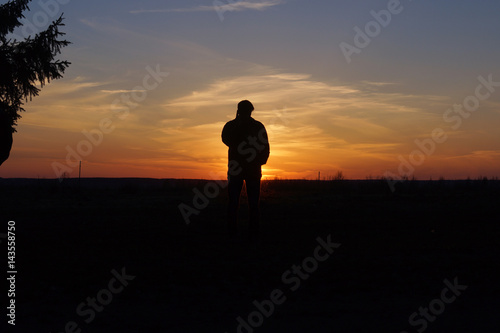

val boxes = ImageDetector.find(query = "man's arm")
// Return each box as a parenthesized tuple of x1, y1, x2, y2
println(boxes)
(258, 124, 270, 165)
(222, 121, 235, 147)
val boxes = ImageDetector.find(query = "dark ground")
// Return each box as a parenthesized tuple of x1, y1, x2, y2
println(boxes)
(1, 178, 499, 333)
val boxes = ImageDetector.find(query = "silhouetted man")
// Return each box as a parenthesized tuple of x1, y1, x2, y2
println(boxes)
(222, 100, 270, 236)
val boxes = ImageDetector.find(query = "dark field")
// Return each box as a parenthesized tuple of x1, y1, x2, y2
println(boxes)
(1, 178, 500, 333)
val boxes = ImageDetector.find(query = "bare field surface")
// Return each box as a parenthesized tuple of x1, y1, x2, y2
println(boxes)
(2, 178, 499, 332)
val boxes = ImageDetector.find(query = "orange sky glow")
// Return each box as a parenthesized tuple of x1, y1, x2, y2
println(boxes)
(1, 1, 500, 180)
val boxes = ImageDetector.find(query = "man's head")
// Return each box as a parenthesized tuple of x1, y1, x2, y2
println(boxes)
(237, 100, 254, 118)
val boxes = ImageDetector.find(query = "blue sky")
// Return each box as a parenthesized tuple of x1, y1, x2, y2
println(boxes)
(2, 0, 500, 179)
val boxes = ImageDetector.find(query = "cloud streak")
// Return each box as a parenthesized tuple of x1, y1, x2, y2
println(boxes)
(130, 0, 285, 14)
(154, 69, 451, 178)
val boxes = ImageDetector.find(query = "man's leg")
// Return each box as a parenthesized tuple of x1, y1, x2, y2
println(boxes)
(227, 175, 243, 234)
(246, 175, 262, 235)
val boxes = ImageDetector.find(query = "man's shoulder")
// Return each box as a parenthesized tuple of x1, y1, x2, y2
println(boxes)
(250, 118, 265, 128)
(223, 119, 236, 129)
(223, 117, 265, 131)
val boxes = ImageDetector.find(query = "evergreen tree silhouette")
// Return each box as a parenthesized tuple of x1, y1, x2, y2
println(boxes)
(0, 0, 70, 165)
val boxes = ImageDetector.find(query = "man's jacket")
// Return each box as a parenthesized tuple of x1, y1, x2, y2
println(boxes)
(222, 116, 270, 176)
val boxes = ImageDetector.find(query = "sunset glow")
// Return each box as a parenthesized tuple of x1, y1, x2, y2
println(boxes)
(2, 0, 500, 180)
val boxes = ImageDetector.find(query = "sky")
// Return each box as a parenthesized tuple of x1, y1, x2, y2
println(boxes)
(1, 0, 500, 180)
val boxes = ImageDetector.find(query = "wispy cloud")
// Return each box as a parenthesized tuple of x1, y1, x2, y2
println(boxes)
(130, 0, 285, 14)
(100, 89, 147, 94)
(153, 69, 449, 178)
